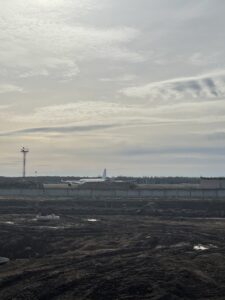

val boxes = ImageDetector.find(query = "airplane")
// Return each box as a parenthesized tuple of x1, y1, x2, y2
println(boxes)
(62, 169, 107, 186)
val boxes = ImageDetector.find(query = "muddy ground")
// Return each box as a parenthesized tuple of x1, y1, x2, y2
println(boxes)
(0, 196, 225, 299)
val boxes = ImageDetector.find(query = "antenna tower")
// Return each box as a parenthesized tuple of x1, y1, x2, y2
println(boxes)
(21, 147, 29, 178)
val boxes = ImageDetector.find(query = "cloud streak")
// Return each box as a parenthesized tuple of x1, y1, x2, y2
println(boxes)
(10, 101, 141, 124)
(121, 146, 225, 157)
(0, 123, 119, 137)
(121, 70, 225, 102)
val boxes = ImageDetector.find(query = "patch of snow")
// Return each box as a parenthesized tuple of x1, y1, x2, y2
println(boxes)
(38, 226, 64, 230)
(85, 218, 99, 222)
(209, 244, 218, 248)
(36, 214, 60, 221)
(171, 242, 190, 248)
(155, 245, 165, 250)
(4, 221, 14, 225)
(193, 244, 209, 251)
(0, 257, 9, 265)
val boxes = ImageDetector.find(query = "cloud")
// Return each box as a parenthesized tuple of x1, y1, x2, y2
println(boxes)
(0, 123, 119, 137)
(0, 105, 11, 110)
(189, 52, 220, 66)
(100, 74, 137, 82)
(12, 101, 140, 124)
(206, 132, 225, 141)
(4, 99, 225, 133)
(121, 146, 225, 157)
(0, 1, 143, 80)
(0, 84, 23, 94)
(120, 70, 225, 102)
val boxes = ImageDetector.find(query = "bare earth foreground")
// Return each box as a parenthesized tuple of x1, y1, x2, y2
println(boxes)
(0, 196, 225, 299)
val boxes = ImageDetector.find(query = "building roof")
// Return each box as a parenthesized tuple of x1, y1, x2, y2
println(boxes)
(200, 177, 225, 180)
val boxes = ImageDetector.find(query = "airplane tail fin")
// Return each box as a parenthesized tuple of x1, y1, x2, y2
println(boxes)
(102, 168, 107, 179)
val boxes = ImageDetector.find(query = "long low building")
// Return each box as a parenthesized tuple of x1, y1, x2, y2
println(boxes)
(200, 177, 225, 189)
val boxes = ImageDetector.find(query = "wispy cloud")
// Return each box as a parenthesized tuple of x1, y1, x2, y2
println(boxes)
(206, 132, 225, 141)
(121, 146, 225, 157)
(0, 123, 120, 137)
(0, 84, 23, 94)
(100, 74, 137, 82)
(189, 52, 220, 67)
(0, 105, 11, 110)
(120, 70, 225, 102)
(4, 99, 225, 131)
(0, 1, 143, 80)
(11, 102, 139, 124)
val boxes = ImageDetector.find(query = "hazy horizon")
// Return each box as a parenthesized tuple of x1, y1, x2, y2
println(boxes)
(1, 0, 225, 177)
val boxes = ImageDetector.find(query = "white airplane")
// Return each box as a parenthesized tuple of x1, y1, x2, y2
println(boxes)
(62, 169, 107, 186)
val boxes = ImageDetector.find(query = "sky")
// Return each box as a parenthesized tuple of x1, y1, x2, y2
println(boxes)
(1, 0, 225, 177)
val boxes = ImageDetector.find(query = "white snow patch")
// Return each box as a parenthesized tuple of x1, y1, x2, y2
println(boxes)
(85, 218, 99, 222)
(193, 244, 209, 251)
(36, 214, 60, 221)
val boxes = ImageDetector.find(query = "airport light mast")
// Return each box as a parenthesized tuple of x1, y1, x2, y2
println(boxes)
(21, 147, 29, 178)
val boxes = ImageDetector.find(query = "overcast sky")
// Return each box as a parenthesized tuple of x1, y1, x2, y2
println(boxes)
(1, 0, 225, 177)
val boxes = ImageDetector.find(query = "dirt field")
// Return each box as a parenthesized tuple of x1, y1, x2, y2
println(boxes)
(0, 196, 225, 299)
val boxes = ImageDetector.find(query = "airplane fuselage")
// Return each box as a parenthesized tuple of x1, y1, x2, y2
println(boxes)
(74, 178, 106, 185)
(62, 169, 107, 186)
